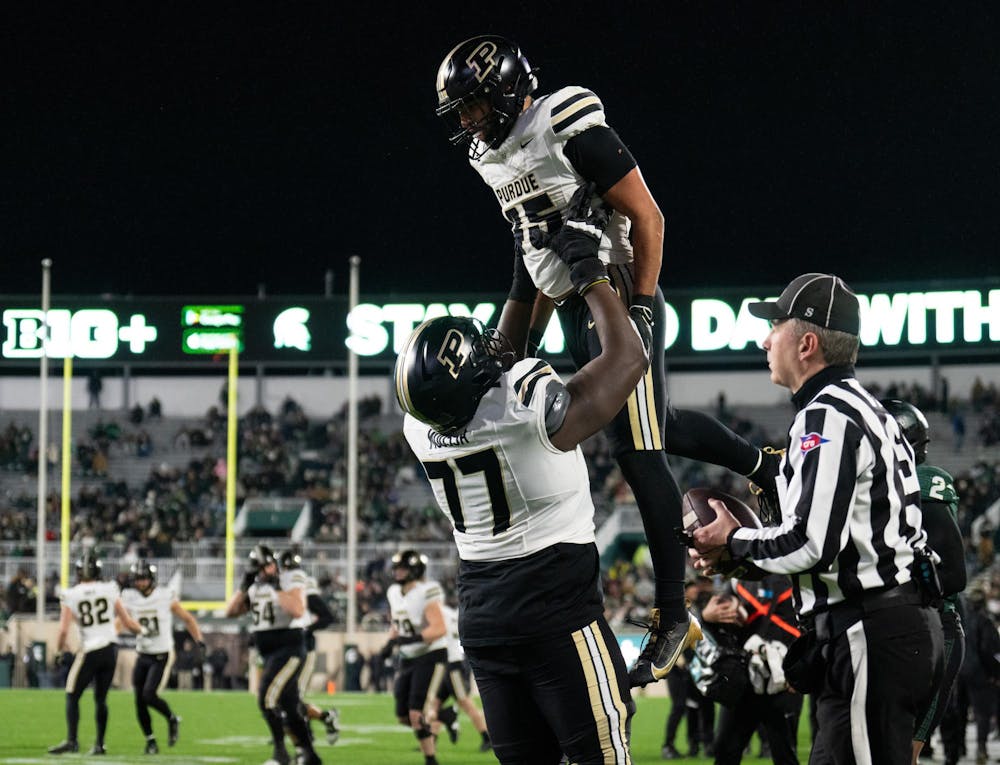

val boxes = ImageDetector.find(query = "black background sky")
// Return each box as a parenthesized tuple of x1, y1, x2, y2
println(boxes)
(3, 3, 998, 298)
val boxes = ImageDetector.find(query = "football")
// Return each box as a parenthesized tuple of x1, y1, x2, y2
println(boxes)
(682, 487, 767, 580)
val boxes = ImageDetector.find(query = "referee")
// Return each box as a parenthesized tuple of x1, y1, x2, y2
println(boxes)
(692, 273, 944, 764)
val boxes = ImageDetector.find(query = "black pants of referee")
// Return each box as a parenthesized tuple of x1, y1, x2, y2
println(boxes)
(65, 643, 117, 746)
(466, 618, 633, 765)
(558, 269, 762, 620)
(133, 651, 175, 737)
(809, 603, 942, 765)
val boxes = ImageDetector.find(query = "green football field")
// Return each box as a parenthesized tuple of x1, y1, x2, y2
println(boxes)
(0, 689, 799, 763)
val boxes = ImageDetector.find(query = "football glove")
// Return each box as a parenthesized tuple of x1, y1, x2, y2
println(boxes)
(629, 294, 654, 358)
(240, 570, 256, 592)
(748, 446, 785, 526)
(540, 182, 613, 296)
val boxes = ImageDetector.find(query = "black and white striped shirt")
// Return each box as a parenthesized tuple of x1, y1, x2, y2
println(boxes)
(729, 366, 925, 617)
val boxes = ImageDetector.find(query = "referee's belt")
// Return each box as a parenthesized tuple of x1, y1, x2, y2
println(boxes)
(816, 580, 923, 641)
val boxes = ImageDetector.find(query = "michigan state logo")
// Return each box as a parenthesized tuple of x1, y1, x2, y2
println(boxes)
(437, 329, 467, 379)
(466, 41, 498, 83)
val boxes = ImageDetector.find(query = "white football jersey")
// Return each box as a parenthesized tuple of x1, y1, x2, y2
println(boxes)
(469, 86, 634, 300)
(247, 569, 309, 632)
(122, 586, 176, 654)
(403, 358, 596, 561)
(387, 579, 448, 660)
(61, 580, 121, 653)
(442, 604, 464, 664)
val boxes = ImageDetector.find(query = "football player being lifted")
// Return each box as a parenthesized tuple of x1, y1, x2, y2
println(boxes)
(226, 545, 321, 765)
(435, 35, 778, 686)
(397, 184, 663, 763)
(122, 560, 206, 754)
(386, 549, 449, 765)
(49, 551, 145, 757)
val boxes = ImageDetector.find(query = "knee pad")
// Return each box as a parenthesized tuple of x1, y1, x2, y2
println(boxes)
(415, 725, 433, 740)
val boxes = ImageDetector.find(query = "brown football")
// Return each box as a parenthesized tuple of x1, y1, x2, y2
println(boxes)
(682, 487, 766, 580)
(682, 487, 762, 533)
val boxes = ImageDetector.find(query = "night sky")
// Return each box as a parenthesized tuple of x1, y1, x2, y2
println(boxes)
(3, 3, 998, 298)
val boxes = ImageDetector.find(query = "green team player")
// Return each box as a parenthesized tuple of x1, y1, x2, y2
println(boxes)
(882, 399, 967, 765)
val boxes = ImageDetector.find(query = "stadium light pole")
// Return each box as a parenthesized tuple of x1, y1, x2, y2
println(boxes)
(36, 258, 52, 622)
(346, 256, 360, 643)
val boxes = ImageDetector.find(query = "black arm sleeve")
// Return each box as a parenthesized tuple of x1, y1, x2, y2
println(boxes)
(306, 593, 336, 632)
(921, 498, 968, 597)
(563, 126, 637, 194)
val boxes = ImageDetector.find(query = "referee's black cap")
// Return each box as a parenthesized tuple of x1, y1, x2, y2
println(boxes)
(748, 273, 860, 336)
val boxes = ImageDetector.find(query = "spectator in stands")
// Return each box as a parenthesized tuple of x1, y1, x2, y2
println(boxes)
(87, 370, 103, 409)
(6, 568, 35, 612)
(129, 404, 144, 425)
(147, 397, 162, 420)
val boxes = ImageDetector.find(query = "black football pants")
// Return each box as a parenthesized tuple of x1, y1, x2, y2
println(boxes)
(65, 643, 117, 745)
(466, 618, 633, 765)
(558, 267, 761, 620)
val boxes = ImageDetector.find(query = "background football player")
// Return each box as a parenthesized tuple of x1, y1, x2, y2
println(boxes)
(428, 602, 492, 753)
(225, 545, 321, 765)
(881, 400, 967, 765)
(278, 549, 340, 748)
(386, 548, 449, 765)
(435, 34, 778, 687)
(396, 185, 662, 763)
(121, 560, 206, 754)
(49, 551, 145, 756)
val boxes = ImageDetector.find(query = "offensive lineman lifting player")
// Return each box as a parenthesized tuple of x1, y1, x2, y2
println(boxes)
(434, 35, 779, 686)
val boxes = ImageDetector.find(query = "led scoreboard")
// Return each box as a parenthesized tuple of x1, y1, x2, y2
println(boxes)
(1, 282, 998, 368)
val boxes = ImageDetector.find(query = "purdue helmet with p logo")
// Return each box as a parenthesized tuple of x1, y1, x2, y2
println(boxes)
(129, 560, 158, 592)
(247, 544, 277, 573)
(394, 316, 504, 436)
(391, 549, 428, 583)
(76, 550, 102, 581)
(279, 549, 302, 570)
(435, 35, 538, 159)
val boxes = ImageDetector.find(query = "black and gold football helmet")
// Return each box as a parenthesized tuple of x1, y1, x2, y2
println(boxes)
(394, 316, 504, 435)
(435, 35, 537, 159)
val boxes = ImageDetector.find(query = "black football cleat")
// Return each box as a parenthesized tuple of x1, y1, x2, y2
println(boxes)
(322, 708, 340, 745)
(145, 738, 159, 755)
(168, 716, 180, 746)
(628, 609, 702, 688)
(47, 741, 79, 755)
(88, 744, 107, 755)
(661, 743, 682, 760)
(479, 733, 493, 753)
(438, 705, 459, 744)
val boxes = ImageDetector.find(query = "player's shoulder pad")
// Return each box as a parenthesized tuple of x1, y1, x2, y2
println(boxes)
(422, 580, 444, 601)
(919, 463, 958, 492)
(281, 569, 307, 589)
(546, 85, 606, 138)
(510, 357, 558, 408)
